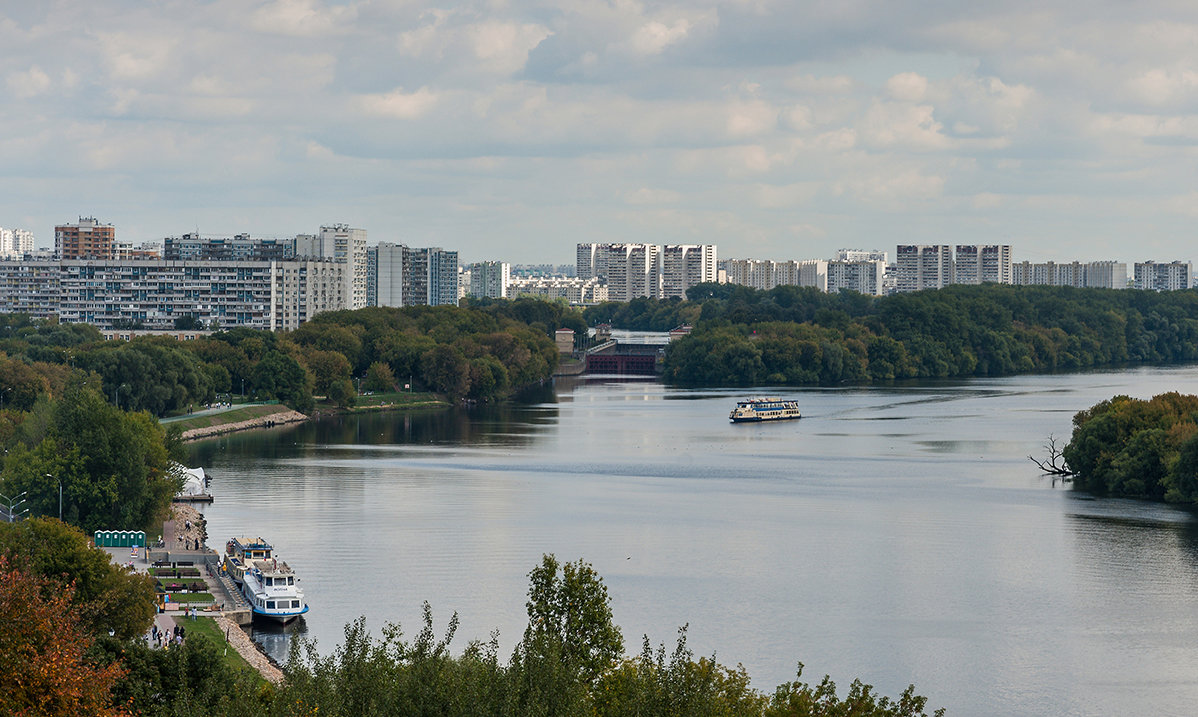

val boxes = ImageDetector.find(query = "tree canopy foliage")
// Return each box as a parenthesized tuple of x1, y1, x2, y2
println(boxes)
(0, 302, 571, 412)
(581, 283, 1198, 386)
(1061, 392, 1198, 503)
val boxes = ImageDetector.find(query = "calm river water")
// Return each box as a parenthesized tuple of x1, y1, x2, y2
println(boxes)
(193, 366, 1198, 716)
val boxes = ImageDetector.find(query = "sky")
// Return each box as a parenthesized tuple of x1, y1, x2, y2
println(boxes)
(1, 0, 1196, 265)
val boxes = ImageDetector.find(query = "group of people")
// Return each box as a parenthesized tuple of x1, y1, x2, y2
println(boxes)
(149, 622, 186, 650)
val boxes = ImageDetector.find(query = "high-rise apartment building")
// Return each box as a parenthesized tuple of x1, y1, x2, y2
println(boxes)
(55, 217, 115, 260)
(366, 244, 459, 307)
(468, 261, 511, 299)
(294, 225, 367, 309)
(599, 244, 659, 301)
(953, 245, 1012, 285)
(660, 245, 717, 299)
(827, 260, 886, 295)
(0, 228, 35, 259)
(576, 243, 607, 280)
(895, 245, 953, 292)
(1134, 261, 1192, 291)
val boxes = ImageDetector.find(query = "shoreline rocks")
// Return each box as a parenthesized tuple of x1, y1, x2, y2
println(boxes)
(181, 410, 308, 441)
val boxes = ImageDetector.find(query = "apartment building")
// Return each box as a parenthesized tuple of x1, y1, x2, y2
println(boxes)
(827, 260, 886, 295)
(1011, 261, 1128, 289)
(0, 260, 60, 319)
(895, 245, 953, 292)
(601, 243, 661, 301)
(468, 261, 511, 299)
(55, 217, 115, 260)
(954, 245, 1012, 284)
(294, 225, 368, 309)
(719, 258, 827, 292)
(508, 277, 608, 304)
(660, 244, 717, 299)
(367, 244, 460, 307)
(164, 233, 293, 262)
(0, 228, 34, 259)
(1134, 261, 1192, 291)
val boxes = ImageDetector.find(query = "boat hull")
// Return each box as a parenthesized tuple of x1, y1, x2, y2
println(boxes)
(731, 413, 801, 422)
(251, 604, 309, 624)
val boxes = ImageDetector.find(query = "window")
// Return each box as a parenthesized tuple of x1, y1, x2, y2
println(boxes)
(267, 601, 276, 609)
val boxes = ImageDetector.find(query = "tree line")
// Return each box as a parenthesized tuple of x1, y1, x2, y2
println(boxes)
(0, 300, 578, 417)
(580, 283, 1198, 386)
(0, 526, 943, 717)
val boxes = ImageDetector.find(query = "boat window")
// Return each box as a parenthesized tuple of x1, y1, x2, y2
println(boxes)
(288, 576, 294, 585)
(293, 600, 300, 608)
(267, 601, 276, 609)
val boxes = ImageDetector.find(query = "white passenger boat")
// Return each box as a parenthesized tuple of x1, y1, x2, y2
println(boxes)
(223, 536, 308, 623)
(729, 396, 802, 422)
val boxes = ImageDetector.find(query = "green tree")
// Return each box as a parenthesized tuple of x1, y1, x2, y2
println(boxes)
(364, 361, 396, 392)
(520, 554, 624, 687)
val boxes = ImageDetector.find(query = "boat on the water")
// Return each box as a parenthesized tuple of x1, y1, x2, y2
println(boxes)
(223, 536, 308, 623)
(729, 396, 802, 423)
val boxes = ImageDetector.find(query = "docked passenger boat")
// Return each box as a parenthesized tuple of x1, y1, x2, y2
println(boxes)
(729, 396, 802, 422)
(223, 536, 308, 623)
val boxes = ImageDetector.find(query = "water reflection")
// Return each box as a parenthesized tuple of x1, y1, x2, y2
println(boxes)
(192, 367, 1198, 716)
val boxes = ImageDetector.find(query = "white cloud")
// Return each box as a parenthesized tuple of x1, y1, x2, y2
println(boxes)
(359, 87, 440, 119)
(250, 0, 356, 37)
(6, 66, 51, 98)
(885, 72, 928, 102)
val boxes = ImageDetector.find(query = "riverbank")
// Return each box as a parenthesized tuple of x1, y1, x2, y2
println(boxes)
(180, 408, 309, 441)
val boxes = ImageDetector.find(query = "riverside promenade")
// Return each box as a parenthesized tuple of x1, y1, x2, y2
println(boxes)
(101, 504, 283, 683)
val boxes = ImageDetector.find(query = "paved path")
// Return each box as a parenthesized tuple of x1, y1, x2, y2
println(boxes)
(159, 402, 271, 424)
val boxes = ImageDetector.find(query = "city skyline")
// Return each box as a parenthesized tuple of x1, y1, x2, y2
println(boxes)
(2, 2, 1196, 263)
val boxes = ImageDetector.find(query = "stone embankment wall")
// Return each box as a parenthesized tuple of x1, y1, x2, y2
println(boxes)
(181, 410, 308, 441)
(212, 615, 285, 684)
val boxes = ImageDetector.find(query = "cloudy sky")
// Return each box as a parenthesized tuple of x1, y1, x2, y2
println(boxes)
(1, 1, 1196, 264)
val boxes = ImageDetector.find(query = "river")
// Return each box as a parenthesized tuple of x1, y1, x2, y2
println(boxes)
(192, 366, 1198, 716)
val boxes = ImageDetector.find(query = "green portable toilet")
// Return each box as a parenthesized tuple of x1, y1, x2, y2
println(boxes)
(93, 530, 103, 546)
(98, 531, 111, 547)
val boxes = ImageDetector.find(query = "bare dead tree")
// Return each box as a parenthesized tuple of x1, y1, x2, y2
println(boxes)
(1029, 434, 1073, 478)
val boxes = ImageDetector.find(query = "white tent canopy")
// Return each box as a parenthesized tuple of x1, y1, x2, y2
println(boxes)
(172, 464, 207, 496)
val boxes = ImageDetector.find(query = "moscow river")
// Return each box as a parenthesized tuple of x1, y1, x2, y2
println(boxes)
(193, 366, 1198, 716)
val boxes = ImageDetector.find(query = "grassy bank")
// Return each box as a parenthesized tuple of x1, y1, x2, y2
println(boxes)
(335, 391, 449, 411)
(185, 616, 265, 681)
(163, 403, 294, 433)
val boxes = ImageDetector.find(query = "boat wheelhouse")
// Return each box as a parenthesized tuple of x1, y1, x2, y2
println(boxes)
(729, 396, 802, 423)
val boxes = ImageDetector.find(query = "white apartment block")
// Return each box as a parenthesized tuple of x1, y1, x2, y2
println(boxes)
(295, 225, 368, 310)
(367, 244, 460, 307)
(601, 243, 661, 301)
(660, 244, 717, 299)
(576, 243, 606, 280)
(719, 259, 828, 292)
(0, 228, 35, 259)
(827, 260, 886, 295)
(953, 245, 1012, 285)
(509, 277, 608, 304)
(1134, 261, 1192, 291)
(1011, 261, 1128, 289)
(468, 261, 511, 299)
(895, 245, 953, 292)
(273, 260, 347, 330)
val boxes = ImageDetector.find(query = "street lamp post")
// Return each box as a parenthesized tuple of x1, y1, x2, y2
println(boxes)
(0, 491, 27, 523)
